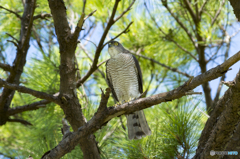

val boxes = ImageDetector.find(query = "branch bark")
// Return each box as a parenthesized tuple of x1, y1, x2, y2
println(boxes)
(229, 0, 240, 21)
(7, 100, 49, 116)
(0, 78, 60, 103)
(0, 63, 12, 72)
(0, 0, 36, 126)
(194, 69, 240, 159)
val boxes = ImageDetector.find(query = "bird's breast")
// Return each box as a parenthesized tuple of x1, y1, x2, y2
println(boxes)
(107, 53, 140, 101)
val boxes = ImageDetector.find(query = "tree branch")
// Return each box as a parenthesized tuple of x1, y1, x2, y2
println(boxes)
(114, 0, 136, 22)
(33, 13, 52, 20)
(161, 0, 197, 50)
(6, 33, 19, 43)
(7, 99, 50, 116)
(79, 44, 106, 79)
(199, 0, 208, 17)
(84, 9, 97, 21)
(0, 5, 22, 19)
(103, 21, 133, 48)
(183, 0, 198, 23)
(72, 0, 96, 41)
(0, 78, 60, 104)
(43, 50, 240, 159)
(145, 2, 197, 61)
(211, 0, 226, 26)
(0, 0, 36, 126)
(130, 51, 192, 78)
(0, 63, 12, 72)
(194, 69, 240, 158)
(7, 118, 32, 126)
(229, 0, 240, 21)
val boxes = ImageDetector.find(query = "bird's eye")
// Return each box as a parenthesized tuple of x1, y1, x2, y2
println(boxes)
(114, 42, 118, 46)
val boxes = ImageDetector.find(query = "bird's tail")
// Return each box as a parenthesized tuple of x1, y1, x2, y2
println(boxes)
(126, 110, 151, 140)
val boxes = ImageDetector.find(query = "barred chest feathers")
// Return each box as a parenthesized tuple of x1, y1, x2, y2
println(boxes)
(107, 53, 140, 102)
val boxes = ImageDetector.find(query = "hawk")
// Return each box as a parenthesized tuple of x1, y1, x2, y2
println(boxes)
(106, 41, 151, 140)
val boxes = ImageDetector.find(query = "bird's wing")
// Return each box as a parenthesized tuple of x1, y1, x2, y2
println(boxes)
(132, 55, 143, 93)
(106, 59, 119, 102)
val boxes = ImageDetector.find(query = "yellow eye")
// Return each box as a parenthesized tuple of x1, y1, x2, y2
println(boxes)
(114, 42, 118, 46)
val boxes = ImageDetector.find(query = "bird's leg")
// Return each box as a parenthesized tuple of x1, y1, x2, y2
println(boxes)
(126, 97, 136, 103)
(113, 101, 121, 107)
(113, 100, 126, 107)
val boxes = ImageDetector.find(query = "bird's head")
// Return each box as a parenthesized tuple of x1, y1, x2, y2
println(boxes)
(108, 41, 125, 58)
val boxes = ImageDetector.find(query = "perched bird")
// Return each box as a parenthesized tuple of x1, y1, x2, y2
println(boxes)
(106, 41, 151, 140)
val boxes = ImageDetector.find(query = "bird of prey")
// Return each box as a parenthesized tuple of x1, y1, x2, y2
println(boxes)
(106, 41, 151, 140)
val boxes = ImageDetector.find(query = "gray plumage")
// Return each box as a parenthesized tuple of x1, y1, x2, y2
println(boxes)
(106, 41, 151, 140)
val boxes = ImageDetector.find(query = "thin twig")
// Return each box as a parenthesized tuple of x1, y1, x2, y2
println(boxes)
(82, 0, 86, 13)
(72, 4, 97, 41)
(199, 0, 208, 17)
(0, 5, 21, 19)
(84, 9, 97, 21)
(79, 44, 106, 79)
(171, 40, 198, 61)
(130, 51, 192, 78)
(5, 33, 19, 43)
(161, 0, 198, 50)
(103, 21, 133, 48)
(7, 40, 19, 48)
(211, 0, 226, 26)
(7, 118, 32, 126)
(144, 2, 198, 61)
(97, 59, 109, 68)
(114, 0, 136, 22)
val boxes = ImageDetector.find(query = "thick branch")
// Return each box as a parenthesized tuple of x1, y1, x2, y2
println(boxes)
(183, 0, 198, 23)
(48, 0, 101, 158)
(43, 50, 240, 159)
(195, 69, 240, 158)
(229, 0, 240, 21)
(0, 78, 59, 104)
(7, 99, 50, 116)
(0, 63, 12, 72)
(224, 121, 240, 153)
(33, 13, 52, 20)
(0, 0, 36, 126)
